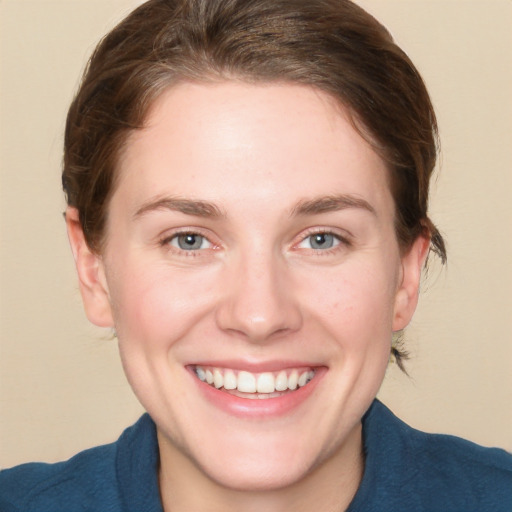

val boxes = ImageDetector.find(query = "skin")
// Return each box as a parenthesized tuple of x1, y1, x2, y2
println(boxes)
(67, 81, 429, 511)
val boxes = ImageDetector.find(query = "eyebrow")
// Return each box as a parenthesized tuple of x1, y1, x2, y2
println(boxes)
(133, 193, 375, 220)
(133, 196, 225, 219)
(290, 194, 376, 217)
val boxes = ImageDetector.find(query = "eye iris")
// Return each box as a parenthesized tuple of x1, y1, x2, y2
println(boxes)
(177, 234, 203, 250)
(310, 233, 334, 249)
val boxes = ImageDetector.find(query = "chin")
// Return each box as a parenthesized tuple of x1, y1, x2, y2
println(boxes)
(158, 417, 327, 492)
(197, 451, 315, 492)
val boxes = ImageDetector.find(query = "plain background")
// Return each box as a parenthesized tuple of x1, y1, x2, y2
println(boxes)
(0, 0, 511, 468)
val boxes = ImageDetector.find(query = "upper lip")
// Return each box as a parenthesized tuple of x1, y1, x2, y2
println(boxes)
(186, 359, 325, 373)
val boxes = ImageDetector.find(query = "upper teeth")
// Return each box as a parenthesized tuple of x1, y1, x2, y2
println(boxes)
(194, 366, 315, 394)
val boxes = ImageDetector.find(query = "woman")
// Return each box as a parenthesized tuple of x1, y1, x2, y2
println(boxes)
(1, 0, 511, 510)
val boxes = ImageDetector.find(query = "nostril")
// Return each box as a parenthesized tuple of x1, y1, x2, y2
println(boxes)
(215, 262, 303, 341)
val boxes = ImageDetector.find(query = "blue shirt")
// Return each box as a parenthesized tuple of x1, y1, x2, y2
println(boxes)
(1, 400, 511, 511)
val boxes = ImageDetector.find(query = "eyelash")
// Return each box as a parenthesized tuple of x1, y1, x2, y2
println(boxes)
(158, 228, 351, 256)
(159, 229, 216, 256)
(294, 228, 351, 255)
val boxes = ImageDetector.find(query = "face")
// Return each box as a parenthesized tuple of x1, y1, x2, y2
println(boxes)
(69, 82, 426, 492)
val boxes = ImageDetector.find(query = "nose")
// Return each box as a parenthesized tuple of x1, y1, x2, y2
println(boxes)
(215, 250, 303, 343)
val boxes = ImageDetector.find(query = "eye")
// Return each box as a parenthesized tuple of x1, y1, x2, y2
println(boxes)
(297, 232, 342, 250)
(168, 233, 212, 251)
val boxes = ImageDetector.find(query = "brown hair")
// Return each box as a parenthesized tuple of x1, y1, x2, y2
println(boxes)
(62, 0, 447, 366)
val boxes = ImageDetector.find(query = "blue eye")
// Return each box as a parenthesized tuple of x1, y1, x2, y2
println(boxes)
(309, 233, 335, 249)
(170, 233, 211, 251)
(297, 232, 342, 250)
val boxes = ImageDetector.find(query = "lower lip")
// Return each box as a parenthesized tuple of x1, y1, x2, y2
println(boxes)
(189, 368, 326, 419)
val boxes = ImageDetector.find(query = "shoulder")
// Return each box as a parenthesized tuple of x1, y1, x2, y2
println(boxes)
(403, 418, 512, 509)
(0, 443, 118, 512)
(406, 418, 512, 479)
(0, 414, 159, 512)
(350, 400, 512, 512)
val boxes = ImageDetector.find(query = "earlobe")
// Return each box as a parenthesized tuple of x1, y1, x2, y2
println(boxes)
(65, 207, 114, 328)
(392, 234, 431, 331)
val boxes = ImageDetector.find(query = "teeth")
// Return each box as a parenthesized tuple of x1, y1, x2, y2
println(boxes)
(275, 370, 288, 391)
(196, 367, 206, 381)
(194, 366, 316, 394)
(257, 372, 275, 393)
(288, 370, 299, 390)
(238, 371, 256, 393)
(223, 370, 237, 390)
(298, 371, 309, 387)
(213, 369, 223, 389)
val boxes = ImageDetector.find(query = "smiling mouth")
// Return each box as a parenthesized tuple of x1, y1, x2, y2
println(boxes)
(192, 366, 316, 399)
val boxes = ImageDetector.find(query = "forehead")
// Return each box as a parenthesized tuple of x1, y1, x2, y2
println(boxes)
(114, 81, 392, 217)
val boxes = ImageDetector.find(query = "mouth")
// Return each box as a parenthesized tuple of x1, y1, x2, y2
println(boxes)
(192, 365, 316, 400)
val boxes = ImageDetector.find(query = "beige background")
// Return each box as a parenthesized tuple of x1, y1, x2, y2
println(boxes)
(0, 0, 511, 468)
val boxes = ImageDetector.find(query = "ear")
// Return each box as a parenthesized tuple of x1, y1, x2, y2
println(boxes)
(65, 207, 114, 327)
(392, 233, 430, 331)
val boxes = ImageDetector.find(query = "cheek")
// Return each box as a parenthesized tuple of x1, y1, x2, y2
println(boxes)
(107, 263, 213, 343)
(302, 261, 399, 341)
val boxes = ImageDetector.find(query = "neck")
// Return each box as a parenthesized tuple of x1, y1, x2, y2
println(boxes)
(158, 423, 364, 512)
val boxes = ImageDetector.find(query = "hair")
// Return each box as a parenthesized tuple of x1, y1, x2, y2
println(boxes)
(62, 0, 447, 368)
